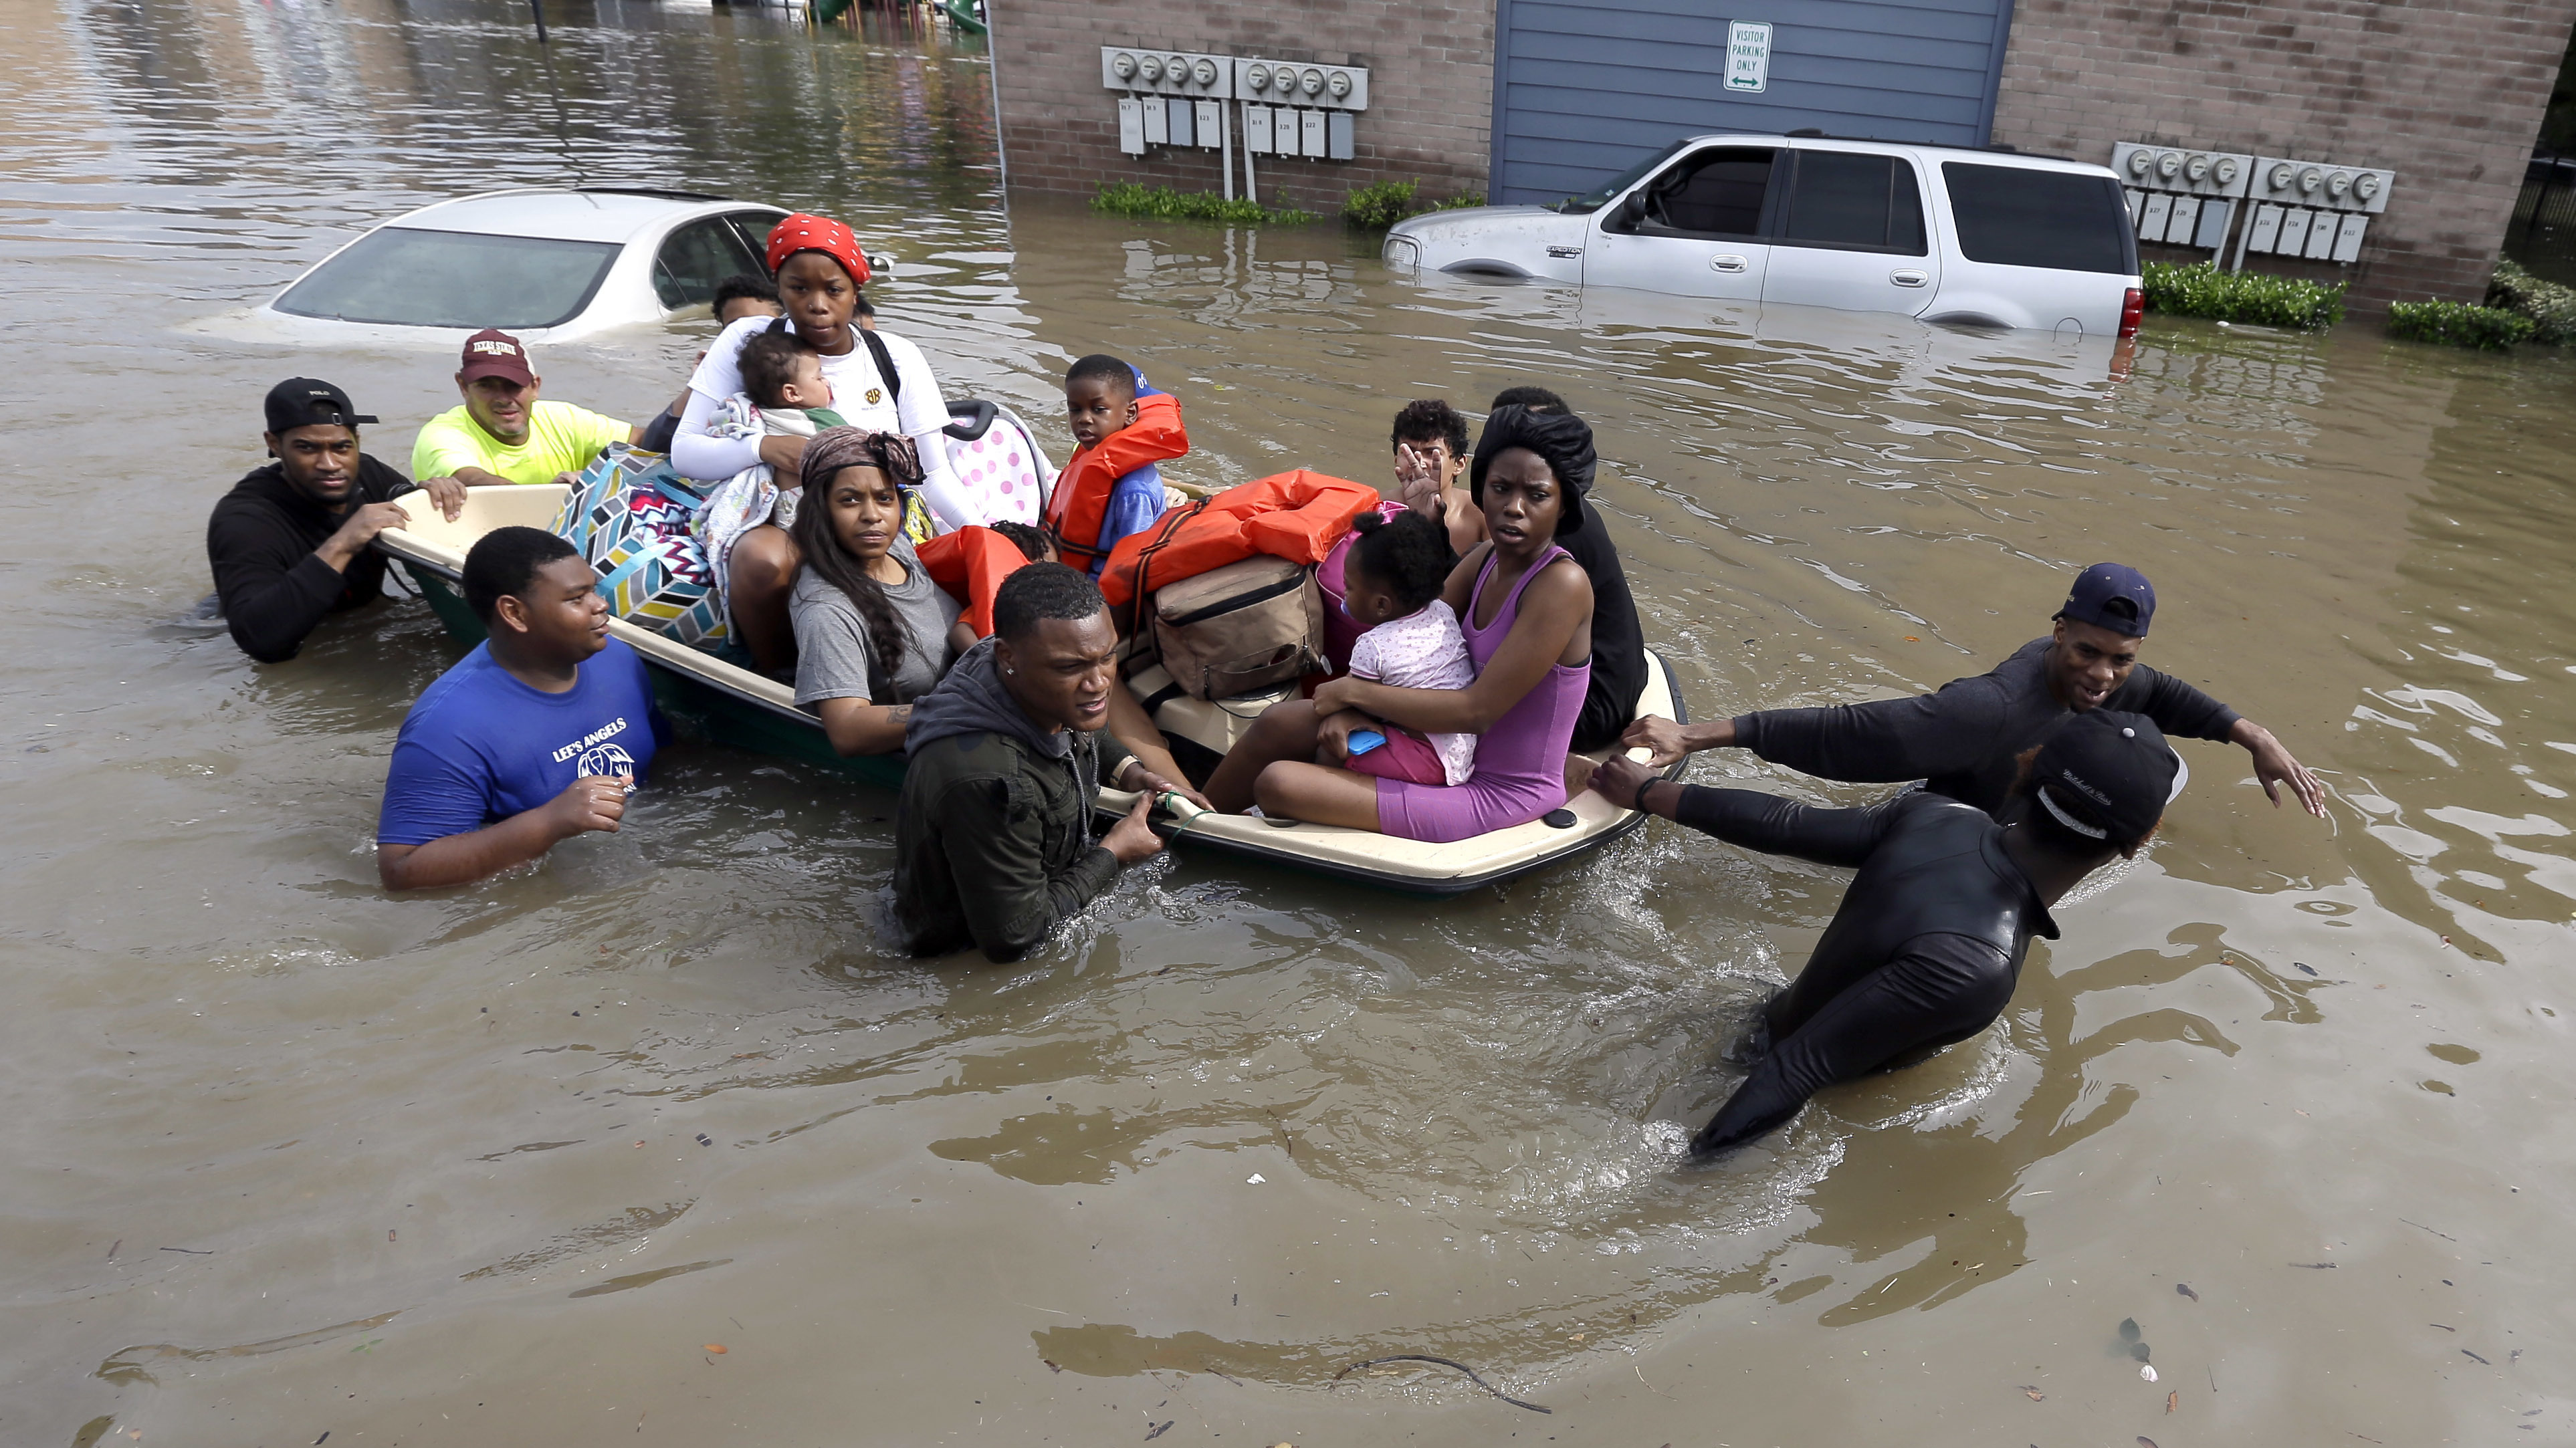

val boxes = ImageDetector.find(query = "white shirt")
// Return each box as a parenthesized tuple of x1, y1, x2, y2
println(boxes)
(671, 315, 969, 529)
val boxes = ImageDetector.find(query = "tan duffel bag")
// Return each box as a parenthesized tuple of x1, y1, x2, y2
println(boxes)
(1148, 554, 1325, 701)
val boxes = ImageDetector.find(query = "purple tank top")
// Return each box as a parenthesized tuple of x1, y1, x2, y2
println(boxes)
(1459, 543, 1590, 793)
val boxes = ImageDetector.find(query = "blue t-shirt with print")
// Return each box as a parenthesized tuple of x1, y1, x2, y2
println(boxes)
(376, 638, 666, 846)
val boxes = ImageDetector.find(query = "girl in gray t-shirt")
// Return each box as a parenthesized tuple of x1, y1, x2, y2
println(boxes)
(786, 432, 971, 755)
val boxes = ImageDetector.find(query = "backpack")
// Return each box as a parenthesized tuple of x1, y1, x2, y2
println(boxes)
(1146, 554, 1325, 701)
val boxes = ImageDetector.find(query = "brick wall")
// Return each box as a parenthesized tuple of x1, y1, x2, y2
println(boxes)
(987, 1, 1495, 214)
(1991, 0, 2576, 308)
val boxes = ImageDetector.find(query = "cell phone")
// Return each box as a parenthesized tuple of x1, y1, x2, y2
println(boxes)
(1348, 729, 1387, 755)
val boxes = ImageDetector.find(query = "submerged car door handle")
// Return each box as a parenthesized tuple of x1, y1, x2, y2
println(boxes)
(1710, 253, 1749, 273)
(1891, 268, 1929, 287)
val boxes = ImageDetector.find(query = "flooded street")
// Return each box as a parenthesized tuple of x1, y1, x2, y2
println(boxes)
(7, 0, 2576, 1441)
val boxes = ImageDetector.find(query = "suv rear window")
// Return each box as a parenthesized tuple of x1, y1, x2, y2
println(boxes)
(1940, 164, 2137, 274)
(276, 228, 621, 328)
(1780, 151, 1927, 255)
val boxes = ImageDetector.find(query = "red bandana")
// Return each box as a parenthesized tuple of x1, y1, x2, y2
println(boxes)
(764, 213, 870, 287)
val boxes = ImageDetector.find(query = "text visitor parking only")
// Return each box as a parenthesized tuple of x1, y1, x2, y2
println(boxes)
(1725, 20, 1772, 93)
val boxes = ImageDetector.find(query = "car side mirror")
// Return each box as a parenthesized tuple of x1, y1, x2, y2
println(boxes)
(1610, 193, 1649, 232)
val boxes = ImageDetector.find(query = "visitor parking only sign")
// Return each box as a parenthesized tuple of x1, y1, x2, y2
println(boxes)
(1725, 21, 1772, 94)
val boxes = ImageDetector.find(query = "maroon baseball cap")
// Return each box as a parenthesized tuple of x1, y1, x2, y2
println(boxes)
(457, 328, 536, 385)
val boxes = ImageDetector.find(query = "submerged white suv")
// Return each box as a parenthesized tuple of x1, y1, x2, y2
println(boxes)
(1386, 135, 2144, 337)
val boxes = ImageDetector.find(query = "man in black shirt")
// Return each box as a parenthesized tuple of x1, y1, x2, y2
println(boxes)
(206, 378, 462, 662)
(1593, 709, 2180, 1156)
(1624, 562, 2323, 818)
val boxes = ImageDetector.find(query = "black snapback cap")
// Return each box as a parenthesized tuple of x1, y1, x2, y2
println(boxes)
(2032, 709, 2179, 845)
(2058, 562, 2157, 638)
(264, 378, 377, 435)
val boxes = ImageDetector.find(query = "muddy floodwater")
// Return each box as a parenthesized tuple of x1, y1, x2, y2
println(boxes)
(7, 0, 2576, 1442)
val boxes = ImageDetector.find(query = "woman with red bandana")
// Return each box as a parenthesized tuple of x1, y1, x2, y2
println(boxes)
(671, 213, 967, 673)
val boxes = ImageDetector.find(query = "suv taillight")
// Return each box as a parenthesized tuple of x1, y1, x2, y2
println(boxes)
(2118, 287, 2145, 339)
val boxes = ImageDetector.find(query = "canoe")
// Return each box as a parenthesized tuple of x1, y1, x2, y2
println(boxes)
(375, 483, 1688, 896)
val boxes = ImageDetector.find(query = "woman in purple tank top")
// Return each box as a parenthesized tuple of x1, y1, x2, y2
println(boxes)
(1203, 406, 1598, 842)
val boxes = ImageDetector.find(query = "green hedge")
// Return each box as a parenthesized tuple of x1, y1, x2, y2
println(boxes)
(1341, 178, 1487, 231)
(2387, 299, 2537, 350)
(1091, 183, 1316, 226)
(2486, 259, 2576, 345)
(2140, 261, 2347, 330)
(1342, 179, 1420, 229)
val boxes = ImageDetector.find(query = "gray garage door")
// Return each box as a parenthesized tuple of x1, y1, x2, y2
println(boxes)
(1489, 0, 2016, 205)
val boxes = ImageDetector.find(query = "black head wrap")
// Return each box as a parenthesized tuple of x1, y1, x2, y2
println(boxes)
(1469, 404, 1596, 537)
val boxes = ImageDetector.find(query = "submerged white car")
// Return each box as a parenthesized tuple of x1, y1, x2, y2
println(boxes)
(1386, 135, 2144, 336)
(248, 187, 799, 344)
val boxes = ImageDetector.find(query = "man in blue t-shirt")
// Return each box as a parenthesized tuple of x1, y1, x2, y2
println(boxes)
(377, 527, 668, 890)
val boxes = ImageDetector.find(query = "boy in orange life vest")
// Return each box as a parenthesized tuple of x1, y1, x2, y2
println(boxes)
(1045, 354, 1187, 576)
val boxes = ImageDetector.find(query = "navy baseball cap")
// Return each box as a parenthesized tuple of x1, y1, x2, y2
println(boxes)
(2032, 709, 2179, 846)
(263, 378, 377, 435)
(2057, 562, 2156, 638)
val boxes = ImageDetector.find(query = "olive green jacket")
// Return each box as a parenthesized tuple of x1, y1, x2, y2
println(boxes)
(895, 641, 1132, 961)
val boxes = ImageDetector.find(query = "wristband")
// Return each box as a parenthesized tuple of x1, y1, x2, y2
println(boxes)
(1632, 775, 1655, 812)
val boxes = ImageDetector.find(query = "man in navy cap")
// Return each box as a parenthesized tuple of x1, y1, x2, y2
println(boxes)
(205, 378, 463, 662)
(1620, 561, 2323, 818)
(1594, 709, 2185, 1157)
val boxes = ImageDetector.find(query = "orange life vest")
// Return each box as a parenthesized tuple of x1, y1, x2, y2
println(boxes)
(1043, 392, 1188, 572)
(1097, 469, 1380, 615)
(914, 525, 1035, 638)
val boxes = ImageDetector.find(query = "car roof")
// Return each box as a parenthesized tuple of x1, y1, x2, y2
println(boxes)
(379, 187, 784, 245)
(1679, 133, 2115, 176)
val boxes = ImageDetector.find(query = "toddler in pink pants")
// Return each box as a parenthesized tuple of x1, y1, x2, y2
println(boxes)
(1334, 509, 1477, 787)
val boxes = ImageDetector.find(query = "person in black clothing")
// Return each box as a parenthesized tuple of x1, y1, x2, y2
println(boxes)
(205, 378, 462, 662)
(1593, 709, 2180, 1157)
(1624, 561, 2323, 818)
(1487, 386, 1645, 753)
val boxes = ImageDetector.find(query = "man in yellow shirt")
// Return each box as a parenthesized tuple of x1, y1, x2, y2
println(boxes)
(411, 329, 639, 487)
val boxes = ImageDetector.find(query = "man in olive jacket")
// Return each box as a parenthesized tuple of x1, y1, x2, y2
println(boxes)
(897, 564, 1183, 961)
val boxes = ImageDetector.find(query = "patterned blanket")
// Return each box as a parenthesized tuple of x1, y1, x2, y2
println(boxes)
(551, 444, 727, 648)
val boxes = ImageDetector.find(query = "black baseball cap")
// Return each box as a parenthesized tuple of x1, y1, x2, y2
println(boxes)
(263, 378, 378, 435)
(2057, 562, 2156, 638)
(2032, 709, 2179, 846)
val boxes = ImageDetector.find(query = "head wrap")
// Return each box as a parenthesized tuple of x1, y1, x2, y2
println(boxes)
(765, 213, 871, 287)
(800, 427, 923, 491)
(1470, 404, 1598, 537)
